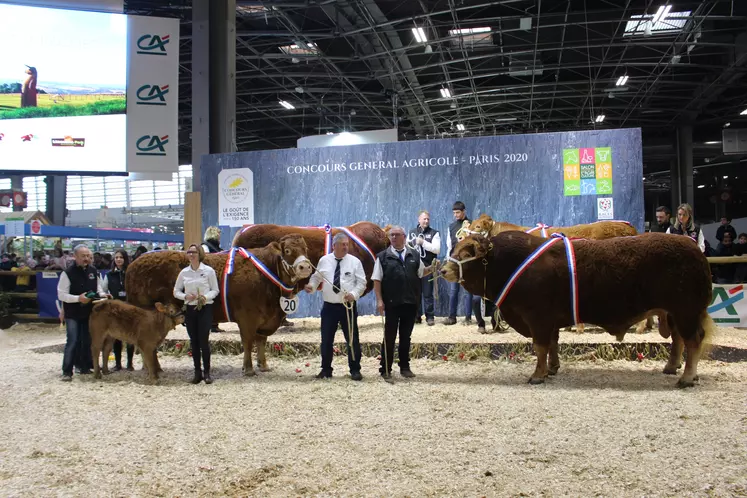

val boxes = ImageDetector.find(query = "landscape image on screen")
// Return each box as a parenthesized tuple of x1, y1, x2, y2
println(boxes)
(0, 3, 127, 121)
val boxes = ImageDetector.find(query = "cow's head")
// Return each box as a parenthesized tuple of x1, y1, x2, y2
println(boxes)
(467, 214, 495, 237)
(155, 302, 185, 325)
(441, 235, 492, 283)
(275, 233, 312, 282)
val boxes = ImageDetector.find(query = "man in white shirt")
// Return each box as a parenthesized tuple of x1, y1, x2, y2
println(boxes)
(372, 225, 431, 379)
(305, 233, 367, 380)
(57, 244, 108, 381)
(409, 210, 440, 326)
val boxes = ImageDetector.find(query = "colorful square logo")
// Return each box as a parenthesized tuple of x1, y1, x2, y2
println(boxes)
(563, 146, 613, 196)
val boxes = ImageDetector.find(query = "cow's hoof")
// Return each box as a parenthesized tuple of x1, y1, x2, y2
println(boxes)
(259, 366, 272, 372)
(94, 372, 102, 379)
(676, 378, 696, 388)
(662, 364, 681, 375)
(548, 365, 560, 376)
(243, 369, 256, 377)
(528, 377, 545, 385)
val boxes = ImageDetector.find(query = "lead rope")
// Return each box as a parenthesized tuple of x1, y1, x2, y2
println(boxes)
(307, 261, 357, 363)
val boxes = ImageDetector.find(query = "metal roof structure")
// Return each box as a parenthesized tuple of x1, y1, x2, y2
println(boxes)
(125, 0, 747, 217)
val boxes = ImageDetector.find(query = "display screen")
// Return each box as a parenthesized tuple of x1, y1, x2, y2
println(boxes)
(0, 3, 128, 173)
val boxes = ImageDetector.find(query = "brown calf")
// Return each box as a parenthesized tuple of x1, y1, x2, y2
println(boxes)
(90, 300, 184, 384)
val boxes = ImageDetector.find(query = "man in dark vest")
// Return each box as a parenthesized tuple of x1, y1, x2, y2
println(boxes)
(444, 200, 473, 325)
(651, 206, 671, 233)
(373, 225, 433, 379)
(410, 210, 440, 326)
(57, 244, 107, 381)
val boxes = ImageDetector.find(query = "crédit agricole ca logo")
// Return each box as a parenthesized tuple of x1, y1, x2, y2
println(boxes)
(136, 34, 170, 55)
(135, 135, 169, 156)
(136, 84, 169, 105)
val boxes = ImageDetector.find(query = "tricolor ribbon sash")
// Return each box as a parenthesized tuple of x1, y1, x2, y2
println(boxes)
(221, 247, 294, 322)
(338, 226, 376, 261)
(493, 232, 580, 325)
(525, 223, 552, 238)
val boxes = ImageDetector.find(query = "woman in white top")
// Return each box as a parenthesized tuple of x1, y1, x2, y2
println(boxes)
(666, 203, 706, 254)
(173, 244, 220, 384)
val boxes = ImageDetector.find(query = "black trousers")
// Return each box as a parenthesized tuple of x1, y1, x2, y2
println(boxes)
(472, 296, 497, 329)
(185, 303, 212, 374)
(320, 302, 361, 374)
(113, 340, 135, 367)
(380, 303, 417, 374)
(416, 275, 435, 320)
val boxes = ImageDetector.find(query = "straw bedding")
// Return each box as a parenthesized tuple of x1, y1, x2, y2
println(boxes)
(1, 324, 746, 497)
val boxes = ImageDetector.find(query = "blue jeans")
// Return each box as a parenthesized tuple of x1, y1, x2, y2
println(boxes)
(62, 318, 92, 376)
(417, 275, 435, 320)
(448, 281, 473, 320)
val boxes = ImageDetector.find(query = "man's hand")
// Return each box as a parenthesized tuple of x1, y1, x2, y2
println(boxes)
(423, 265, 433, 276)
(377, 300, 385, 315)
(415, 237, 424, 246)
(185, 293, 197, 302)
(79, 293, 91, 304)
(304, 284, 314, 293)
(197, 295, 207, 306)
(343, 292, 355, 303)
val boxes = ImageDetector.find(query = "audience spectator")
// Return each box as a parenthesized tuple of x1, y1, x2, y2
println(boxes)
(716, 217, 737, 243)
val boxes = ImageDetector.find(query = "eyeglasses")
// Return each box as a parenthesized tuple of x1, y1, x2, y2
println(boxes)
(186, 251, 197, 255)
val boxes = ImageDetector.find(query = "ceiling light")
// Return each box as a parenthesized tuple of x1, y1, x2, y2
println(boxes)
(652, 4, 673, 24)
(279, 100, 295, 110)
(704, 141, 721, 145)
(456, 123, 465, 131)
(412, 27, 427, 43)
(440, 88, 451, 98)
(740, 109, 747, 115)
(697, 184, 705, 189)
(615, 75, 629, 86)
(595, 114, 606, 123)
(494, 117, 517, 122)
(326, 131, 333, 135)
(449, 27, 491, 35)
(723, 175, 729, 179)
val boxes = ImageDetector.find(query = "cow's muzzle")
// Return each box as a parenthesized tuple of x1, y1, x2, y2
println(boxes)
(283, 255, 312, 280)
(444, 255, 479, 283)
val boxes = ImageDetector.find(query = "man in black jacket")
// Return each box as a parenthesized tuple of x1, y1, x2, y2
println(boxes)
(373, 225, 432, 378)
(651, 206, 671, 233)
(410, 210, 440, 326)
(57, 245, 108, 381)
(444, 201, 472, 325)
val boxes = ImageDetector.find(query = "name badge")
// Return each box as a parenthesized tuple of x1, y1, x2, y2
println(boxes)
(118, 291, 127, 297)
(280, 296, 299, 315)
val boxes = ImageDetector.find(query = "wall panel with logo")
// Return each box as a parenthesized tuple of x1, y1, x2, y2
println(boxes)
(200, 128, 644, 318)
(126, 15, 180, 175)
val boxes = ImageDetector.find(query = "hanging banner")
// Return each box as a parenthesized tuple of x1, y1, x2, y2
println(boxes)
(126, 15, 180, 175)
(218, 168, 255, 227)
(708, 284, 747, 327)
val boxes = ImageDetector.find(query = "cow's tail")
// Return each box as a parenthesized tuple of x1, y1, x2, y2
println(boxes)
(698, 310, 717, 360)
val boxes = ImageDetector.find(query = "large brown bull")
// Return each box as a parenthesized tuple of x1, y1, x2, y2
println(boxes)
(461, 214, 638, 241)
(441, 231, 715, 388)
(126, 234, 312, 374)
(231, 221, 388, 296)
(463, 214, 639, 334)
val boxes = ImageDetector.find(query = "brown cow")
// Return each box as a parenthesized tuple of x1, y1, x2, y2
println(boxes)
(127, 234, 312, 374)
(441, 231, 715, 388)
(90, 300, 184, 384)
(463, 213, 639, 335)
(461, 213, 638, 241)
(231, 221, 388, 296)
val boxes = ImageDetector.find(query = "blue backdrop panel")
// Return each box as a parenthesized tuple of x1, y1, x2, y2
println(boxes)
(201, 128, 643, 319)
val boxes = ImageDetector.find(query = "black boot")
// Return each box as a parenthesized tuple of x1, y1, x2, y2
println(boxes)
(113, 340, 123, 371)
(203, 369, 213, 384)
(190, 369, 203, 384)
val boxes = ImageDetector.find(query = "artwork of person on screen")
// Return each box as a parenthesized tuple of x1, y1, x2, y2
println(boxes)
(21, 66, 38, 108)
